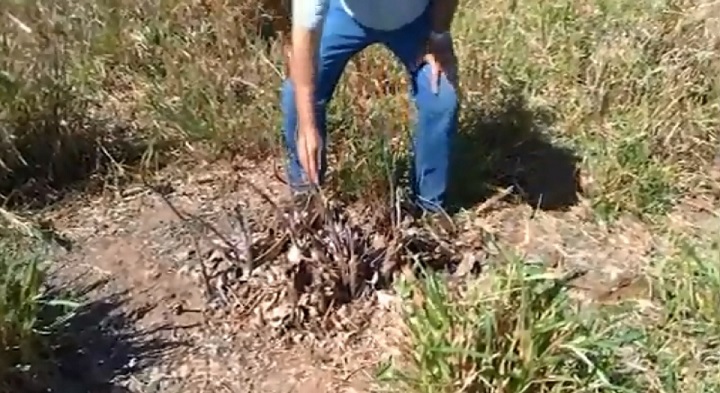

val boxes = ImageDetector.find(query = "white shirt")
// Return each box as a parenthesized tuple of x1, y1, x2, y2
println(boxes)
(292, 0, 430, 31)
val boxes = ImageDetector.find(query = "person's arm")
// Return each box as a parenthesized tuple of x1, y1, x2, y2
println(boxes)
(431, 0, 459, 33)
(290, 0, 329, 132)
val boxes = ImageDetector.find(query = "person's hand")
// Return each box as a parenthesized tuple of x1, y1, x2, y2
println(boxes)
(423, 32, 459, 94)
(297, 124, 321, 185)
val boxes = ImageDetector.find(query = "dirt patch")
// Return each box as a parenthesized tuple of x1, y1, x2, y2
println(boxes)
(38, 158, 686, 392)
(42, 160, 392, 392)
(457, 199, 654, 281)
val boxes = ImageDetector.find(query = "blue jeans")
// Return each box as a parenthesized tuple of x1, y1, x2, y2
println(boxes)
(281, 0, 459, 212)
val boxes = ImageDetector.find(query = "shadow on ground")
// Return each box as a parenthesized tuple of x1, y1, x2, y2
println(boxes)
(447, 92, 582, 213)
(0, 115, 163, 210)
(0, 60, 174, 210)
(12, 279, 185, 393)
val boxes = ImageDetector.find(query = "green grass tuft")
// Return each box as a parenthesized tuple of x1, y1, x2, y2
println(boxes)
(381, 257, 634, 392)
(0, 226, 78, 392)
(380, 231, 720, 392)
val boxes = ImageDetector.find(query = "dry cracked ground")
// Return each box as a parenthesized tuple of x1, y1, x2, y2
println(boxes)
(36, 157, 719, 393)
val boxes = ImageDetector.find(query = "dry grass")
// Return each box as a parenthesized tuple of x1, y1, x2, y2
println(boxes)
(1, 0, 290, 206)
(2, 0, 720, 391)
(2, 0, 717, 215)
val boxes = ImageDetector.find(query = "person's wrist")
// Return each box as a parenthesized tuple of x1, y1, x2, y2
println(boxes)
(298, 121, 313, 132)
(298, 120, 318, 135)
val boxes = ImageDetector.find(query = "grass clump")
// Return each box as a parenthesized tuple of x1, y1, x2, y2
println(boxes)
(1, 4, 161, 207)
(0, 224, 77, 392)
(1, 0, 286, 206)
(449, 0, 719, 219)
(637, 236, 720, 391)
(380, 232, 720, 392)
(380, 258, 632, 392)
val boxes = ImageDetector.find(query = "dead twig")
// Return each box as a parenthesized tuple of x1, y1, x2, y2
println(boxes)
(142, 178, 251, 301)
(475, 185, 514, 215)
(144, 178, 247, 261)
(233, 170, 297, 242)
(232, 203, 254, 277)
(190, 232, 215, 302)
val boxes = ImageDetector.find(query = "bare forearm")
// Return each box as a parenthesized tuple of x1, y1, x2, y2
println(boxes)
(290, 29, 319, 129)
(291, 0, 328, 130)
(431, 0, 459, 32)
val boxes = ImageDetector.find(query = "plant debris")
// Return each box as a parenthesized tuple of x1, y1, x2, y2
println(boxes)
(152, 176, 473, 339)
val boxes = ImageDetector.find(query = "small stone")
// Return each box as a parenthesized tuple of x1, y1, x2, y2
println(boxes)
(171, 303, 184, 315)
(287, 244, 302, 264)
(376, 290, 396, 310)
(372, 234, 387, 249)
(174, 249, 193, 262)
(145, 269, 162, 280)
(176, 364, 191, 379)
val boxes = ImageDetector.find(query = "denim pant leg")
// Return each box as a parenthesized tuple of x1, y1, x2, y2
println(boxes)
(380, 11, 460, 212)
(281, 0, 375, 191)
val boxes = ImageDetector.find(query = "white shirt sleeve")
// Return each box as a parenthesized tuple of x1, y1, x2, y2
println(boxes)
(292, 0, 330, 30)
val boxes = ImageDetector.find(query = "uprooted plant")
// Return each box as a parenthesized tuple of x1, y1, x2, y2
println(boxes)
(148, 171, 469, 335)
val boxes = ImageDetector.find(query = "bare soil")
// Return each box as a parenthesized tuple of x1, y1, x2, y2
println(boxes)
(37, 157, 717, 393)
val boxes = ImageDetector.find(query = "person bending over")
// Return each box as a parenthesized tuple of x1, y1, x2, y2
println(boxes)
(284, 0, 459, 215)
